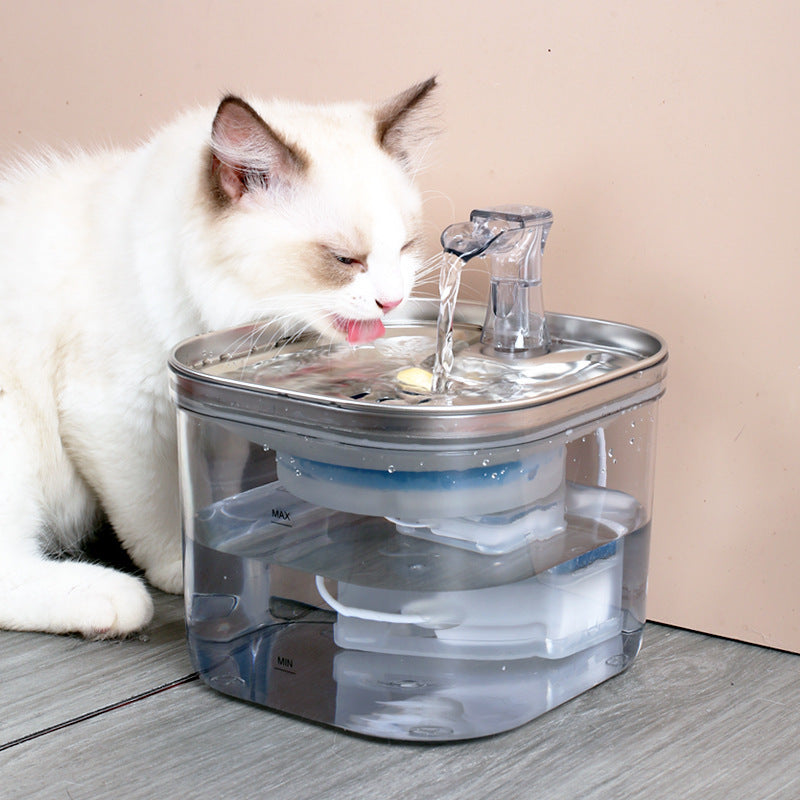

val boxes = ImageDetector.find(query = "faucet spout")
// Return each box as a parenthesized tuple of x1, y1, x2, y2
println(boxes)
(442, 206, 554, 357)
(440, 220, 506, 262)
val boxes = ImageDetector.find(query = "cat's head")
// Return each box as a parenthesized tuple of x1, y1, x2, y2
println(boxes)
(197, 78, 438, 344)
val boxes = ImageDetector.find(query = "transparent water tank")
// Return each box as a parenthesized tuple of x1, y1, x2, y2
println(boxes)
(170, 291, 666, 740)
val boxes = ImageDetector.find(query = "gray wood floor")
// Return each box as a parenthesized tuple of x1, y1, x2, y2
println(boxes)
(1, 591, 798, 800)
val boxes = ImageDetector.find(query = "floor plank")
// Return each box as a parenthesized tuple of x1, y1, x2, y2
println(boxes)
(1, 618, 798, 800)
(0, 591, 191, 746)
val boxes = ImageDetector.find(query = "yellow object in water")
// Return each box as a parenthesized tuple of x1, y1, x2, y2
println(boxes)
(396, 367, 433, 394)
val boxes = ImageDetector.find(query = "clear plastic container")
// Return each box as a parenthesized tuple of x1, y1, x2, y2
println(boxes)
(170, 297, 666, 741)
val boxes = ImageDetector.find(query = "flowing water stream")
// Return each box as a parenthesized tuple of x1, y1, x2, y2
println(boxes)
(431, 251, 466, 394)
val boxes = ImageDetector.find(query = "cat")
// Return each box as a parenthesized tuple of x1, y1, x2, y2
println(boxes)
(0, 77, 437, 638)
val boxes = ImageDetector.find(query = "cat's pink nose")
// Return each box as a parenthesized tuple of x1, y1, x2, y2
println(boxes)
(376, 298, 403, 312)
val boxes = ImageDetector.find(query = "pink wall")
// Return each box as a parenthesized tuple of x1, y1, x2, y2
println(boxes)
(2, 0, 799, 651)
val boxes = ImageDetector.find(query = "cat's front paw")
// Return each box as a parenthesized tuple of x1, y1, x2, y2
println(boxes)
(80, 573, 155, 638)
(0, 561, 155, 638)
(145, 559, 184, 594)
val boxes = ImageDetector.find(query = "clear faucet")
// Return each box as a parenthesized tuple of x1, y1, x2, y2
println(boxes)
(441, 205, 553, 357)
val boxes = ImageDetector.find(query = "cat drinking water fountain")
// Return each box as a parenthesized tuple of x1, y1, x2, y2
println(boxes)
(169, 205, 667, 741)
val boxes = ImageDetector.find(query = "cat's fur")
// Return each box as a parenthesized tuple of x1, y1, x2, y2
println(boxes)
(0, 78, 437, 637)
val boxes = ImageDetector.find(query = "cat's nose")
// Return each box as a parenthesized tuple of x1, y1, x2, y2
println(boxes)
(376, 298, 403, 313)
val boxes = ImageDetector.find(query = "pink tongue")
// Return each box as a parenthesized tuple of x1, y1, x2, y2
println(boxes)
(344, 318, 386, 344)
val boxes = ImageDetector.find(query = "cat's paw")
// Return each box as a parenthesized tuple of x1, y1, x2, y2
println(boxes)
(0, 561, 154, 638)
(75, 571, 155, 638)
(48, 569, 155, 638)
(145, 559, 184, 594)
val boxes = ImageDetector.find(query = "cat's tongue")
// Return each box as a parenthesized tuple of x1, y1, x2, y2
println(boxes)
(336, 317, 386, 344)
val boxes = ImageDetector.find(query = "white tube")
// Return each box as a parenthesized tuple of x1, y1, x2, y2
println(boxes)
(314, 575, 431, 626)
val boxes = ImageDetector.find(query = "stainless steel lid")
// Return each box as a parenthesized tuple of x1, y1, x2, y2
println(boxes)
(169, 299, 667, 450)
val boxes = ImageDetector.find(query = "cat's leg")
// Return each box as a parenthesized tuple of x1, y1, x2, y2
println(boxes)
(0, 382, 154, 637)
(81, 415, 185, 595)
(102, 464, 185, 595)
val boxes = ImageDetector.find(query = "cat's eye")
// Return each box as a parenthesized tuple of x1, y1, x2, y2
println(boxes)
(333, 253, 367, 272)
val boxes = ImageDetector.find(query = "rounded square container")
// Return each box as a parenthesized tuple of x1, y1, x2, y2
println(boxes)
(169, 299, 666, 741)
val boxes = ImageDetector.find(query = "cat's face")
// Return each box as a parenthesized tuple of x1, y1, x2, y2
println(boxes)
(196, 79, 437, 344)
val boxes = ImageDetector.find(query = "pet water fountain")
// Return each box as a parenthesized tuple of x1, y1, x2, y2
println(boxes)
(169, 205, 667, 741)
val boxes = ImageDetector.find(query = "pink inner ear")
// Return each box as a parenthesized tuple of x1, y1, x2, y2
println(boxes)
(216, 160, 245, 202)
(210, 95, 307, 206)
(213, 97, 263, 150)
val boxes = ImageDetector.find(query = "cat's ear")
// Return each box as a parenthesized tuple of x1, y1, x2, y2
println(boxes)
(209, 95, 307, 204)
(375, 76, 439, 172)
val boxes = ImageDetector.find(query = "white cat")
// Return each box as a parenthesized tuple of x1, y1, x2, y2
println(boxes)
(0, 78, 437, 638)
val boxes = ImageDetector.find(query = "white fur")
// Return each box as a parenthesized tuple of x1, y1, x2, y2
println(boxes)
(0, 81, 436, 637)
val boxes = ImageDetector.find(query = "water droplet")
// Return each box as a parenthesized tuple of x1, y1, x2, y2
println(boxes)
(294, 469, 302, 477)
(387, 465, 396, 474)
(482, 458, 490, 467)
(607, 449, 614, 458)
(629, 437, 635, 445)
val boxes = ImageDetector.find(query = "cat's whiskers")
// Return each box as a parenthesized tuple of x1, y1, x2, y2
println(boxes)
(420, 189, 455, 219)
(412, 286, 440, 300)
